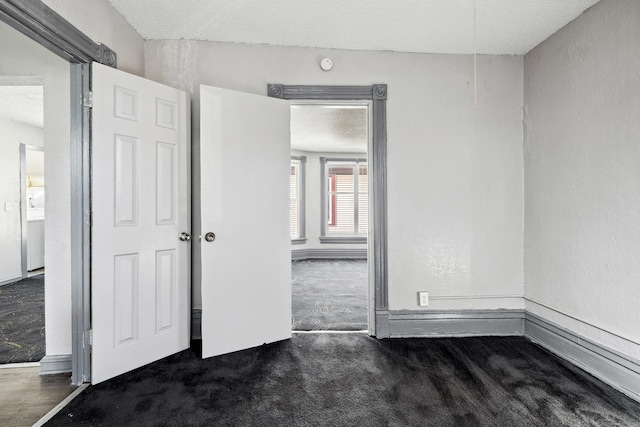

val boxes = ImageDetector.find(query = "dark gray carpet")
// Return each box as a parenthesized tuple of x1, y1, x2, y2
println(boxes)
(46, 335, 640, 426)
(0, 274, 45, 364)
(292, 259, 367, 331)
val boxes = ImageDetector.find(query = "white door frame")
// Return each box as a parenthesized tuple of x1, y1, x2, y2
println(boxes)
(20, 143, 45, 278)
(0, 0, 119, 384)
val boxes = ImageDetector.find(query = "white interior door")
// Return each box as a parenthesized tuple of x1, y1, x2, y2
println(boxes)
(200, 85, 291, 358)
(91, 63, 190, 384)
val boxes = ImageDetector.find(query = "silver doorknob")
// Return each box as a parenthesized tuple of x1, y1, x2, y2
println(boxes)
(179, 232, 191, 242)
(204, 232, 216, 242)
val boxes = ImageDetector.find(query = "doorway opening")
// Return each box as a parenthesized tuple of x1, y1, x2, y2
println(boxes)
(269, 83, 388, 337)
(0, 82, 47, 366)
(290, 102, 370, 332)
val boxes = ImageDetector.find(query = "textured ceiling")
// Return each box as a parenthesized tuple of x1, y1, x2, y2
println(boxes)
(106, 0, 600, 55)
(0, 85, 43, 128)
(291, 105, 368, 154)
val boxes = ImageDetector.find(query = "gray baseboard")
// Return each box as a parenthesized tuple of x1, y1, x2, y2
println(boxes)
(375, 308, 390, 338)
(291, 248, 367, 261)
(525, 312, 640, 403)
(186, 306, 640, 402)
(386, 309, 525, 338)
(192, 308, 202, 340)
(40, 354, 72, 375)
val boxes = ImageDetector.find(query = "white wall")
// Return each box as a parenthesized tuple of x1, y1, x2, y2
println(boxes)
(291, 150, 367, 252)
(40, 0, 144, 356)
(1, 0, 145, 357)
(145, 41, 525, 312)
(44, 0, 145, 76)
(524, 0, 640, 359)
(0, 20, 70, 355)
(0, 118, 43, 283)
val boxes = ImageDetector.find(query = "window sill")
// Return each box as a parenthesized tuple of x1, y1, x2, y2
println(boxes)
(291, 238, 307, 245)
(319, 236, 367, 244)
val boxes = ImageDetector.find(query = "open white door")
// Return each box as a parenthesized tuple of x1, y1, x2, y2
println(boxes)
(91, 63, 190, 383)
(200, 85, 291, 358)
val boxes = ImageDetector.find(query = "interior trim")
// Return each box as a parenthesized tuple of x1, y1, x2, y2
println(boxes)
(291, 248, 367, 261)
(525, 296, 640, 346)
(0, 0, 116, 65)
(290, 155, 306, 240)
(40, 354, 72, 375)
(191, 309, 202, 340)
(380, 307, 640, 403)
(0, 276, 23, 287)
(388, 309, 525, 337)
(319, 236, 367, 244)
(525, 312, 640, 403)
(0, 0, 119, 385)
(268, 84, 388, 337)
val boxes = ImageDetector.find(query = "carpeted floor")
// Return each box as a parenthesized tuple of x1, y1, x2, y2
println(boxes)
(292, 259, 367, 331)
(0, 274, 45, 364)
(46, 334, 640, 426)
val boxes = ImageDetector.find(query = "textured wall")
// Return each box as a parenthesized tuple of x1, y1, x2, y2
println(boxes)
(0, 118, 43, 283)
(145, 41, 525, 312)
(524, 0, 640, 358)
(43, 0, 145, 76)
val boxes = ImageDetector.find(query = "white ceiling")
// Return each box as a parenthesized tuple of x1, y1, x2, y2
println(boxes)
(291, 105, 368, 154)
(0, 85, 43, 128)
(107, 0, 600, 55)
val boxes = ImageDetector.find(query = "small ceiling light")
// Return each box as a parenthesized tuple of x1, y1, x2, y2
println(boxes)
(320, 58, 333, 71)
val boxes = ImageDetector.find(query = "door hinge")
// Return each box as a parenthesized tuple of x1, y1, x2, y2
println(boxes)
(83, 91, 93, 109)
(85, 329, 93, 347)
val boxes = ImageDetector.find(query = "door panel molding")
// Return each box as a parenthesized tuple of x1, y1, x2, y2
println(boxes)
(268, 84, 389, 337)
(0, 0, 118, 385)
(91, 63, 190, 384)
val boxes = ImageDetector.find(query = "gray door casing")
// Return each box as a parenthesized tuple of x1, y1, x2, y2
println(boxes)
(0, 3, 392, 386)
(268, 85, 389, 336)
(0, 0, 117, 384)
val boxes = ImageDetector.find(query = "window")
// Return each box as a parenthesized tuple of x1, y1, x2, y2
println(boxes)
(290, 156, 306, 243)
(321, 158, 367, 243)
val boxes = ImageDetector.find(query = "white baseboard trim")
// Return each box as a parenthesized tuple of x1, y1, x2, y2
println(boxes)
(291, 248, 367, 261)
(386, 309, 525, 337)
(0, 275, 22, 286)
(525, 312, 640, 403)
(40, 354, 72, 375)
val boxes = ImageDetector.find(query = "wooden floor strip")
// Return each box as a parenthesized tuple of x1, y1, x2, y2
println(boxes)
(33, 384, 88, 426)
(0, 366, 76, 427)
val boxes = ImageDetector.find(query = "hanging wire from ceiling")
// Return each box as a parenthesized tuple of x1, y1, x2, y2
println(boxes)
(474, 0, 477, 108)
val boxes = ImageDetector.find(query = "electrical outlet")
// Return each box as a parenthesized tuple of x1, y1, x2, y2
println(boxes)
(418, 291, 429, 307)
(4, 202, 10, 211)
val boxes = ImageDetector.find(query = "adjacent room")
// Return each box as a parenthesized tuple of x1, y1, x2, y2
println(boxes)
(290, 103, 369, 332)
(0, 85, 46, 365)
(0, 15, 78, 427)
(0, 0, 639, 425)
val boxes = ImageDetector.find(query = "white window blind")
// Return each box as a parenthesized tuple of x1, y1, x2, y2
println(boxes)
(290, 161, 300, 238)
(326, 160, 367, 236)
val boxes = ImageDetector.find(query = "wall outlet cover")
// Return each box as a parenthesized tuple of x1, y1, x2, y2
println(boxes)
(418, 291, 429, 307)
